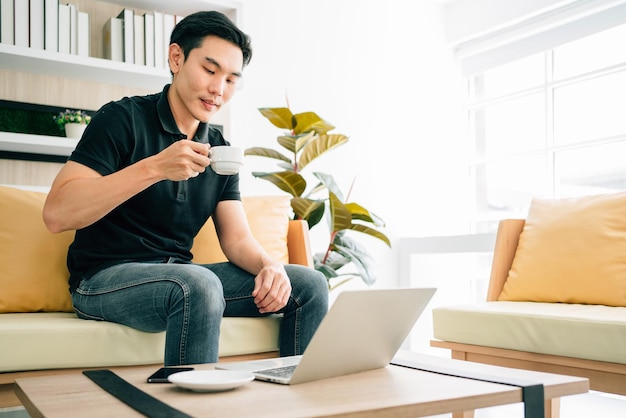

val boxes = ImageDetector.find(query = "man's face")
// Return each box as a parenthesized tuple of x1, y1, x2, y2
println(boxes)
(169, 36, 244, 124)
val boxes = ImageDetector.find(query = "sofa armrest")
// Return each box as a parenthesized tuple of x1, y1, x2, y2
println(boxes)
(487, 219, 525, 301)
(287, 220, 313, 267)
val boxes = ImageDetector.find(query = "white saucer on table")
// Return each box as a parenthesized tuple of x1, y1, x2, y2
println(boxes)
(168, 370, 254, 392)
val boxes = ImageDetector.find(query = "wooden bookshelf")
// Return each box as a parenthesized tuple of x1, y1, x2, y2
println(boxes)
(0, 0, 240, 185)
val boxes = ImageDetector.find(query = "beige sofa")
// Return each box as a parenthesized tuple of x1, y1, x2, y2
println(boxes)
(431, 193, 626, 399)
(0, 185, 313, 407)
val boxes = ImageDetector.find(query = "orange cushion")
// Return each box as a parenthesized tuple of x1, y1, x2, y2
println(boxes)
(192, 196, 291, 264)
(0, 186, 75, 313)
(499, 192, 626, 307)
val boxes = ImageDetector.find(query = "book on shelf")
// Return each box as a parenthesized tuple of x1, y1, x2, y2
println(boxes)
(0, 0, 14, 45)
(153, 10, 164, 69)
(133, 13, 144, 65)
(162, 13, 175, 68)
(44, 0, 59, 52)
(58, 3, 70, 54)
(144, 12, 155, 67)
(30, 0, 45, 50)
(77, 11, 89, 57)
(69, 3, 77, 54)
(14, 0, 29, 47)
(117, 8, 135, 64)
(103, 16, 123, 62)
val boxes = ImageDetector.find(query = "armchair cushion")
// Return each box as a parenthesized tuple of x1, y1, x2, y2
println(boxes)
(499, 192, 626, 307)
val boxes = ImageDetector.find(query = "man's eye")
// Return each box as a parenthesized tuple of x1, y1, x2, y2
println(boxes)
(206, 68, 216, 74)
(227, 78, 238, 85)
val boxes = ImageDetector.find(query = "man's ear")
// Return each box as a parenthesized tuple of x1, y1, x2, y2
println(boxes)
(168, 43, 184, 74)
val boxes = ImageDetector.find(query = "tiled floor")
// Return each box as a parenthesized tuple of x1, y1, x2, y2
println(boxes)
(1, 390, 624, 417)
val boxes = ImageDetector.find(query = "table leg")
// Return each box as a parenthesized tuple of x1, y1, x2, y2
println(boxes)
(546, 397, 561, 418)
(452, 397, 559, 418)
(453, 411, 475, 418)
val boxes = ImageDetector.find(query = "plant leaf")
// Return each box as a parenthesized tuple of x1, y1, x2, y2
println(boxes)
(331, 237, 377, 285)
(244, 147, 291, 164)
(298, 134, 349, 171)
(345, 202, 385, 227)
(313, 172, 344, 201)
(329, 192, 352, 232)
(277, 131, 316, 154)
(304, 181, 327, 199)
(251, 171, 306, 197)
(349, 223, 392, 247)
(314, 250, 350, 272)
(291, 197, 325, 225)
(259, 107, 294, 130)
(277, 162, 295, 171)
(328, 276, 356, 292)
(313, 253, 341, 283)
(293, 112, 335, 135)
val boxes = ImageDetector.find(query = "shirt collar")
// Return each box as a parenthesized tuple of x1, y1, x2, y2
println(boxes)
(156, 84, 210, 142)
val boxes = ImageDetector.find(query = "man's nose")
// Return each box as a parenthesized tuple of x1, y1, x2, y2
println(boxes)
(208, 78, 225, 96)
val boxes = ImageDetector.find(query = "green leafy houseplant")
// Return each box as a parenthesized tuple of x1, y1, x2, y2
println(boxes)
(245, 107, 391, 290)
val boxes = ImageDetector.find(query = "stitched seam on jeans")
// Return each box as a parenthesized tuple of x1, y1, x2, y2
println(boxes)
(294, 303, 301, 355)
(178, 278, 191, 366)
(75, 275, 185, 295)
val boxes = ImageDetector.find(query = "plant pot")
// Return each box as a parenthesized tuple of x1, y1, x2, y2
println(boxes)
(64, 123, 87, 139)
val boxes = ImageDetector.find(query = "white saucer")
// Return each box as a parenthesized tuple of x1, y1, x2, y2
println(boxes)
(168, 370, 254, 393)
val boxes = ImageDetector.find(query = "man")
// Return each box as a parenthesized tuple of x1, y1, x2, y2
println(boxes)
(43, 11, 328, 366)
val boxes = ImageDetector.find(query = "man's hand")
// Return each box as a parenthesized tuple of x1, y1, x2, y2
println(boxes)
(153, 140, 210, 181)
(252, 263, 292, 314)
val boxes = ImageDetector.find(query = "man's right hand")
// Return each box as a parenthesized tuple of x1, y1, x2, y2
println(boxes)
(153, 140, 211, 181)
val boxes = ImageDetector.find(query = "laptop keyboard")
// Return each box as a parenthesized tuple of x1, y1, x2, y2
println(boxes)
(256, 365, 297, 378)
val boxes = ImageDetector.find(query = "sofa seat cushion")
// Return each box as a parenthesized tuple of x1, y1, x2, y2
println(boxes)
(432, 301, 626, 364)
(0, 313, 280, 372)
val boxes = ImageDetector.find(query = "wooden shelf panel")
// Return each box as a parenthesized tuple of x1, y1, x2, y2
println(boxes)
(0, 44, 170, 90)
(0, 132, 78, 157)
(104, 0, 241, 17)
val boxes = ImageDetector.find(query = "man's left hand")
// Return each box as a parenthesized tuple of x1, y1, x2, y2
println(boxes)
(252, 264, 292, 314)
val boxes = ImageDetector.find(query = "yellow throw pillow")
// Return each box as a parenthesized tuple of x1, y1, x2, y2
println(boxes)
(191, 196, 291, 265)
(0, 186, 75, 313)
(499, 192, 626, 307)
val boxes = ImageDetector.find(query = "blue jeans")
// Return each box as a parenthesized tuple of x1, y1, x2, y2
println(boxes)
(72, 259, 329, 366)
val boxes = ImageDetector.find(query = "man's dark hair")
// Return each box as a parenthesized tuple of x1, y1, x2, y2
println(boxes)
(169, 11, 252, 67)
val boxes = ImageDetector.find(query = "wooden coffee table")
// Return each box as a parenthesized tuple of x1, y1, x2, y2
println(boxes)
(15, 351, 588, 418)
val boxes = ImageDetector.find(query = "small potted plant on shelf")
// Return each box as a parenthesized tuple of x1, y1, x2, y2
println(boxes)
(246, 106, 390, 291)
(53, 109, 91, 139)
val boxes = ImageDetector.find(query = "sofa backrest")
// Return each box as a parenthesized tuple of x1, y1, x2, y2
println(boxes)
(0, 185, 293, 313)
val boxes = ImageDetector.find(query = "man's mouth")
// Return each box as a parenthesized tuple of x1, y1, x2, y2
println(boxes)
(201, 98, 219, 110)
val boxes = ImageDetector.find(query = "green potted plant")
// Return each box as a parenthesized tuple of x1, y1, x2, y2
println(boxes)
(53, 109, 91, 139)
(245, 107, 390, 290)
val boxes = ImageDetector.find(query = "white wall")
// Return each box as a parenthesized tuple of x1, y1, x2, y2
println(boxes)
(228, 0, 468, 289)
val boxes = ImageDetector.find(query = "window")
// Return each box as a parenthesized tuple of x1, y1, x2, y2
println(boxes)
(467, 23, 626, 232)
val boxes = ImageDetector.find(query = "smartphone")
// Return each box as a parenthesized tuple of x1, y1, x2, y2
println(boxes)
(147, 367, 194, 383)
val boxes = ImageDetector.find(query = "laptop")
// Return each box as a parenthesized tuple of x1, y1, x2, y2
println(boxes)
(216, 287, 436, 385)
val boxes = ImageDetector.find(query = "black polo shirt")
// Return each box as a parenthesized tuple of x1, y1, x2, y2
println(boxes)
(66, 84, 240, 292)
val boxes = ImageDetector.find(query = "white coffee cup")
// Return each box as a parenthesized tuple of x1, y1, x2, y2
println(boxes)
(209, 146, 244, 175)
